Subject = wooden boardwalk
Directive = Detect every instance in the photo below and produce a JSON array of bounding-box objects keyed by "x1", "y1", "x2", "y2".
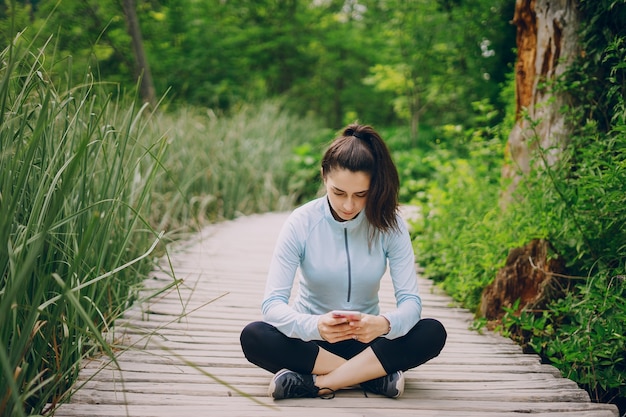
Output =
[{"x1": 53, "y1": 212, "x2": 619, "y2": 417}]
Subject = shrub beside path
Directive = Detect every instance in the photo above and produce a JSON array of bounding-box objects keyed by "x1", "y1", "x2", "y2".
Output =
[{"x1": 53, "y1": 211, "x2": 619, "y2": 417}]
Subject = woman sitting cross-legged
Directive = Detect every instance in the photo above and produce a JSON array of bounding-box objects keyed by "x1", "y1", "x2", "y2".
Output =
[{"x1": 240, "y1": 123, "x2": 447, "y2": 400}]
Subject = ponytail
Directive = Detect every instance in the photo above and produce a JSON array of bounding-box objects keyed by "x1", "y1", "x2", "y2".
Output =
[{"x1": 321, "y1": 123, "x2": 399, "y2": 232}]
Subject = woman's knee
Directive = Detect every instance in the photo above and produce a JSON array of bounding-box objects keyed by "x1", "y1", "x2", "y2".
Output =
[
  {"x1": 240, "y1": 321, "x2": 270, "y2": 354},
  {"x1": 419, "y1": 318, "x2": 447, "y2": 353}
]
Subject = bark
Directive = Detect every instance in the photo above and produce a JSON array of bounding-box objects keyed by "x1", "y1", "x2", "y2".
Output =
[
  {"x1": 485, "y1": 1, "x2": 581, "y2": 327},
  {"x1": 502, "y1": 0, "x2": 580, "y2": 201},
  {"x1": 479, "y1": 239, "x2": 566, "y2": 323},
  {"x1": 122, "y1": 0, "x2": 157, "y2": 108}
]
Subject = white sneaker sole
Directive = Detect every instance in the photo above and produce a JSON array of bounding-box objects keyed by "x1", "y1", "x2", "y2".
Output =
[
  {"x1": 268, "y1": 368, "x2": 290, "y2": 398},
  {"x1": 394, "y1": 371, "x2": 405, "y2": 398}
]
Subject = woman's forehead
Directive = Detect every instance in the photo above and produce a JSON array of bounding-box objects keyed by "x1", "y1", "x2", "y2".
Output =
[{"x1": 326, "y1": 168, "x2": 370, "y2": 192}]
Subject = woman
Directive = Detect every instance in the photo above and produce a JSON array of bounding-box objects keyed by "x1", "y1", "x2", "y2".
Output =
[{"x1": 240, "y1": 123, "x2": 447, "y2": 400}]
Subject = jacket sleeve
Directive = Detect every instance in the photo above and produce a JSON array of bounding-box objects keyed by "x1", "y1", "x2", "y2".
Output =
[
  {"x1": 261, "y1": 214, "x2": 322, "y2": 341},
  {"x1": 380, "y1": 218, "x2": 422, "y2": 339}
]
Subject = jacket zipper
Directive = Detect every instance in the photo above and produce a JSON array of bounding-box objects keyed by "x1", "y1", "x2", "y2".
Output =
[{"x1": 344, "y1": 228, "x2": 352, "y2": 302}]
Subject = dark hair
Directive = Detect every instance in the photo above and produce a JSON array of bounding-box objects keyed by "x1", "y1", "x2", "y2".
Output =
[{"x1": 321, "y1": 123, "x2": 399, "y2": 232}]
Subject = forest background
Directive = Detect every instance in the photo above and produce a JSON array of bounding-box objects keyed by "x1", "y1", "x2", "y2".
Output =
[{"x1": 0, "y1": 0, "x2": 624, "y2": 416}]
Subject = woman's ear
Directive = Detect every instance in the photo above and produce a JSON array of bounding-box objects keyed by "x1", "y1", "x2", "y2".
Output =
[{"x1": 320, "y1": 167, "x2": 326, "y2": 183}]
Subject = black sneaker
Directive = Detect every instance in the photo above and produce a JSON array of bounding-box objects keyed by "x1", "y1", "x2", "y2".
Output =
[
  {"x1": 360, "y1": 370, "x2": 405, "y2": 398},
  {"x1": 268, "y1": 369, "x2": 335, "y2": 400}
]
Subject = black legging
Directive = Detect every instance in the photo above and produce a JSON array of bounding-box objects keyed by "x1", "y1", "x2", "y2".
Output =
[{"x1": 240, "y1": 318, "x2": 447, "y2": 375}]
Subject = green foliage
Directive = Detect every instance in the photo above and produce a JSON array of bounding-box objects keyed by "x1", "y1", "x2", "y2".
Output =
[
  {"x1": 0, "y1": 37, "x2": 167, "y2": 416},
  {"x1": 500, "y1": 273, "x2": 626, "y2": 404},
  {"x1": 412, "y1": 100, "x2": 513, "y2": 308},
  {"x1": 145, "y1": 100, "x2": 325, "y2": 237},
  {"x1": 283, "y1": 139, "x2": 327, "y2": 205},
  {"x1": 0, "y1": 1, "x2": 31, "y2": 47},
  {"x1": 541, "y1": 274, "x2": 626, "y2": 403},
  {"x1": 567, "y1": 0, "x2": 626, "y2": 132},
  {"x1": 415, "y1": 86, "x2": 626, "y2": 411},
  {"x1": 500, "y1": 103, "x2": 626, "y2": 410},
  {"x1": 413, "y1": 2, "x2": 626, "y2": 410},
  {"x1": 415, "y1": 99, "x2": 626, "y2": 409},
  {"x1": 516, "y1": 122, "x2": 626, "y2": 271},
  {"x1": 0, "y1": 34, "x2": 326, "y2": 415},
  {"x1": 1, "y1": 0, "x2": 516, "y2": 138},
  {"x1": 413, "y1": 145, "x2": 509, "y2": 307},
  {"x1": 365, "y1": 0, "x2": 516, "y2": 138},
  {"x1": 378, "y1": 124, "x2": 436, "y2": 204}
]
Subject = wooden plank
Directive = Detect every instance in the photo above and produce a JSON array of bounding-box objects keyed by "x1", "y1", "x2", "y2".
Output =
[
  {"x1": 51, "y1": 212, "x2": 619, "y2": 417},
  {"x1": 79, "y1": 360, "x2": 564, "y2": 378},
  {"x1": 78, "y1": 368, "x2": 570, "y2": 385},
  {"x1": 67, "y1": 387, "x2": 594, "y2": 405},
  {"x1": 51, "y1": 403, "x2": 620, "y2": 417}
]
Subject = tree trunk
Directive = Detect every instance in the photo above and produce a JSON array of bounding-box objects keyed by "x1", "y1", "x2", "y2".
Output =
[
  {"x1": 410, "y1": 90, "x2": 420, "y2": 146},
  {"x1": 501, "y1": 0, "x2": 580, "y2": 201},
  {"x1": 122, "y1": 0, "x2": 157, "y2": 108}
]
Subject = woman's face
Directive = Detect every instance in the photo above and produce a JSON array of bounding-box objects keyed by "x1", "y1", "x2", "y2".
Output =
[{"x1": 323, "y1": 168, "x2": 371, "y2": 221}]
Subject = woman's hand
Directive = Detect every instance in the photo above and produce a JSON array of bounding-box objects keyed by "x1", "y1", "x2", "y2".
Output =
[
  {"x1": 318, "y1": 313, "x2": 389, "y2": 344},
  {"x1": 318, "y1": 312, "x2": 360, "y2": 343},
  {"x1": 349, "y1": 314, "x2": 390, "y2": 343}
]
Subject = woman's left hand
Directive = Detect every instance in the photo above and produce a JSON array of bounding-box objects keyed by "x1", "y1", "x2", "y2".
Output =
[{"x1": 350, "y1": 314, "x2": 390, "y2": 343}]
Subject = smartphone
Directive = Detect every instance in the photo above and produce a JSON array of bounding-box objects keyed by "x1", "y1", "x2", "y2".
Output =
[{"x1": 331, "y1": 310, "x2": 362, "y2": 320}]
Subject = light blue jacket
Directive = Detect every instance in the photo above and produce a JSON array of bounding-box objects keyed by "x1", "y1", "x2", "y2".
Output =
[{"x1": 262, "y1": 196, "x2": 422, "y2": 341}]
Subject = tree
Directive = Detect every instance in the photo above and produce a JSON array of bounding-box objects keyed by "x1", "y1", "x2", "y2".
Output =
[
  {"x1": 300, "y1": 0, "x2": 381, "y2": 128},
  {"x1": 0, "y1": 1, "x2": 31, "y2": 46},
  {"x1": 363, "y1": 0, "x2": 516, "y2": 144},
  {"x1": 502, "y1": 0, "x2": 580, "y2": 198},
  {"x1": 363, "y1": 0, "x2": 448, "y2": 142},
  {"x1": 122, "y1": 0, "x2": 156, "y2": 107},
  {"x1": 11, "y1": 0, "x2": 516, "y2": 128}
]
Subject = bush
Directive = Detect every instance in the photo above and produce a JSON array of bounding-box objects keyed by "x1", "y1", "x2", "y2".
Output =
[
  {"x1": 413, "y1": 77, "x2": 626, "y2": 413},
  {"x1": 499, "y1": 117, "x2": 626, "y2": 408},
  {"x1": 412, "y1": 100, "x2": 512, "y2": 309},
  {"x1": 145, "y1": 101, "x2": 324, "y2": 238}
]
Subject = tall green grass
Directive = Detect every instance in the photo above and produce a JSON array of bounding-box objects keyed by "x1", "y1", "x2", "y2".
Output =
[
  {"x1": 146, "y1": 102, "x2": 325, "y2": 239},
  {"x1": 0, "y1": 35, "x2": 167, "y2": 416},
  {"x1": 1, "y1": 32, "x2": 326, "y2": 415}
]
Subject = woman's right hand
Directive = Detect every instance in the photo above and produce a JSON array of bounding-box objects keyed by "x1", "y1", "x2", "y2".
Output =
[{"x1": 317, "y1": 312, "x2": 360, "y2": 343}]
